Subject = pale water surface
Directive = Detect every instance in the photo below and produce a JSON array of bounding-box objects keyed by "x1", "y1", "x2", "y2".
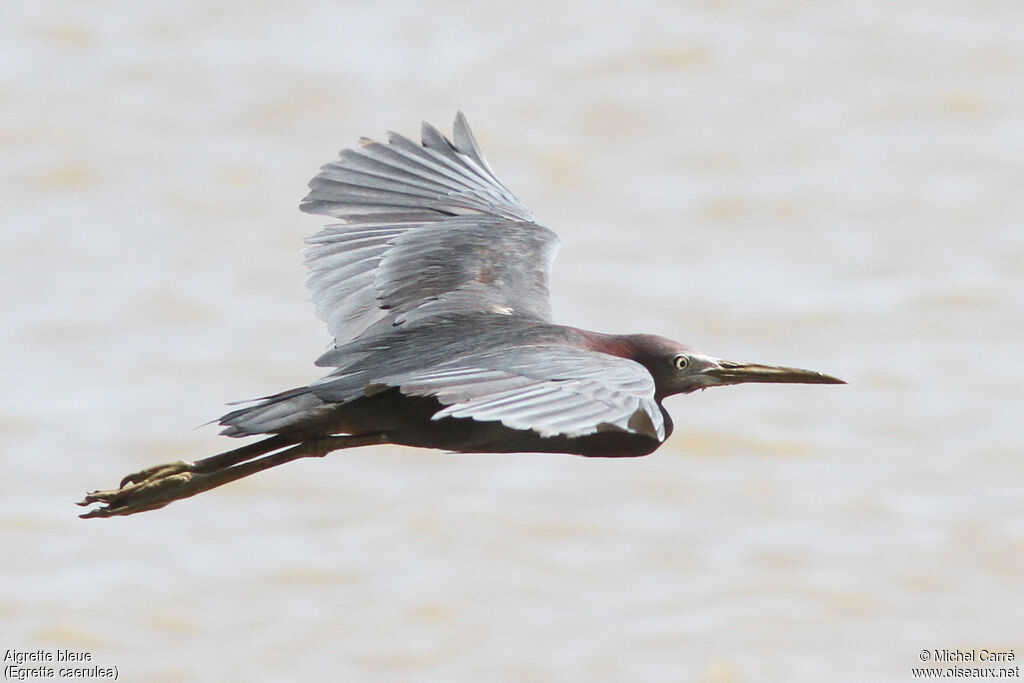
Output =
[{"x1": 3, "y1": 1, "x2": 1023, "y2": 681}]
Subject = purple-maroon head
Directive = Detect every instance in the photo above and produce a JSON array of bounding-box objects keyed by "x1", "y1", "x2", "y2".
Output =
[{"x1": 617, "y1": 334, "x2": 845, "y2": 399}]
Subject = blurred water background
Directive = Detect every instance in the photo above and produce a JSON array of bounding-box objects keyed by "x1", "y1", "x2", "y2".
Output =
[{"x1": 3, "y1": 1, "x2": 1023, "y2": 680}]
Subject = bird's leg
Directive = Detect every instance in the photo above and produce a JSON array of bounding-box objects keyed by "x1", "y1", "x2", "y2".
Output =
[
  {"x1": 109, "y1": 433, "x2": 300, "y2": 490},
  {"x1": 77, "y1": 433, "x2": 387, "y2": 518}
]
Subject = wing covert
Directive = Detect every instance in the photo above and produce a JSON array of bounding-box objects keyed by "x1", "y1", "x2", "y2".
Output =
[{"x1": 379, "y1": 345, "x2": 666, "y2": 441}]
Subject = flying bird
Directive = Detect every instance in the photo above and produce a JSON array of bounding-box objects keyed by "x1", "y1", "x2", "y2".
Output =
[{"x1": 80, "y1": 113, "x2": 843, "y2": 517}]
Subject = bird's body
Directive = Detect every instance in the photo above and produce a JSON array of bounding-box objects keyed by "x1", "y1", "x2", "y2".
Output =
[
  {"x1": 80, "y1": 113, "x2": 842, "y2": 517},
  {"x1": 220, "y1": 320, "x2": 679, "y2": 458}
]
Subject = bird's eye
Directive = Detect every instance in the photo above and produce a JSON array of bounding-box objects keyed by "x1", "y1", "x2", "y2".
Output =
[{"x1": 673, "y1": 354, "x2": 690, "y2": 370}]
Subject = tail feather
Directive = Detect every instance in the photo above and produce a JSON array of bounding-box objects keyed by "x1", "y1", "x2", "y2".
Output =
[{"x1": 219, "y1": 388, "x2": 329, "y2": 437}]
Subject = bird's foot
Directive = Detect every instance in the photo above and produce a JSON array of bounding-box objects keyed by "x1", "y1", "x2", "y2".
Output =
[{"x1": 77, "y1": 460, "x2": 204, "y2": 518}]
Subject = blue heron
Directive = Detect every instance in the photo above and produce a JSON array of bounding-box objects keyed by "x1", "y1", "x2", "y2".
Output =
[{"x1": 80, "y1": 113, "x2": 843, "y2": 518}]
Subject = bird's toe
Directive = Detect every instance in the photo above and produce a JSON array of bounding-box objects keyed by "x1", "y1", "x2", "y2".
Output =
[
  {"x1": 118, "y1": 460, "x2": 190, "y2": 488},
  {"x1": 78, "y1": 462, "x2": 199, "y2": 518}
]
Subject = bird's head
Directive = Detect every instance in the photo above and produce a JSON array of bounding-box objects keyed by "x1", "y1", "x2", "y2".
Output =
[{"x1": 626, "y1": 335, "x2": 845, "y2": 399}]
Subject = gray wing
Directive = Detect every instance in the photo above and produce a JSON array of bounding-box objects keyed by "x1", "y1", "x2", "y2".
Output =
[
  {"x1": 372, "y1": 345, "x2": 666, "y2": 441},
  {"x1": 301, "y1": 112, "x2": 559, "y2": 346}
]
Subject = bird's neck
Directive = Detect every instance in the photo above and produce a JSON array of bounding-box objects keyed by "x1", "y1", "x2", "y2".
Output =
[{"x1": 563, "y1": 328, "x2": 643, "y2": 360}]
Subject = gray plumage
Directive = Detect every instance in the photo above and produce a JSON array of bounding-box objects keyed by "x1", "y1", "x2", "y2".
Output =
[{"x1": 221, "y1": 113, "x2": 666, "y2": 443}]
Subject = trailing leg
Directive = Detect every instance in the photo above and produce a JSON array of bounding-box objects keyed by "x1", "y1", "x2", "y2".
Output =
[{"x1": 78, "y1": 433, "x2": 386, "y2": 518}]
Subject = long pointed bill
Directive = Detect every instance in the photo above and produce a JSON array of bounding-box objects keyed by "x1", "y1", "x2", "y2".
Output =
[{"x1": 704, "y1": 360, "x2": 846, "y2": 386}]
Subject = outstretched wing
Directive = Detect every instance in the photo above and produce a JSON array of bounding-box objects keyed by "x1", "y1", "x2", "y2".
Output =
[
  {"x1": 301, "y1": 113, "x2": 559, "y2": 346},
  {"x1": 375, "y1": 345, "x2": 666, "y2": 441}
]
